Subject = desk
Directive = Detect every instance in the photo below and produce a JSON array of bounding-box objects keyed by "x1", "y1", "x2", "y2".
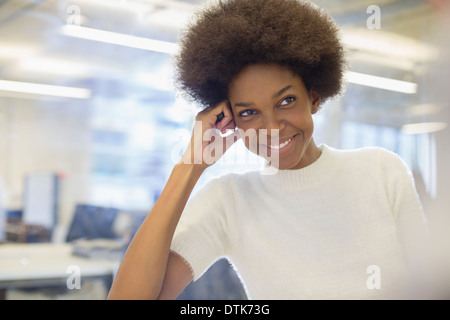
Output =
[{"x1": 0, "y1": 243, "x2": 119, "y2": 299}]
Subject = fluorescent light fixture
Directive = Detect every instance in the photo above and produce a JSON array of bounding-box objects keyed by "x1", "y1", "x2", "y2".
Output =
[
  {"x1": 0, "y1": 44, "x2": 37, "y2": 59},
  {"x1": 349, "y1": 51, "x2": 416, "y2": 71},
  {"x1": 61, "y1": 25, "x2": 179, "y2": 55},
  {"x1": 342, "y1": 28, "x2": 438, "y2": 62},
  {"x1": 18, "y1": 58, "x2": 91, "y2": 77},
  {"x1": 75, "y1": 0, "x2": 197, "y2": 28},
  {"x1": 345, "y1": 71, "x2": 417, "y2": 94},
  {"x1": 0, "y1": 80, "x2": 91, "y2": 99},
  {"x1": 409, "y1": 103, "x2": 442, "y2": 116},
  {"x1": 402, "y1": 122, "x2": 448, "y2": 135}
]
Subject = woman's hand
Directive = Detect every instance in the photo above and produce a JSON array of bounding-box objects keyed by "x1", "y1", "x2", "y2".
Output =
[{"x1": 180, "y1": 100, "x2": 239, "y2": 168}]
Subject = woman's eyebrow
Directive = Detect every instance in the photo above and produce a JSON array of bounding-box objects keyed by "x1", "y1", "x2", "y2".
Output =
[
  {"x1": 234, "y1": 102, "x2": 253, "y2": 108},
  {"x1": 234, "y1": 85, "x2": 293, "y2": 108},
  {"x1": 272, "y1": 85, "x2": 293, "y2": 99}
]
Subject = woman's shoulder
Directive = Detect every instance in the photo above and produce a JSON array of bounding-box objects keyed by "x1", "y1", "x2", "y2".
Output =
[
  {"x1": 328, "y1": 145, "x2": 411, "y2": 178},
  {"x1": 329, "y1": 145, "x2": 404, "y2": 165},
  {"x1": 329, "y1": 144, "x2": 395, "y2": 157}
]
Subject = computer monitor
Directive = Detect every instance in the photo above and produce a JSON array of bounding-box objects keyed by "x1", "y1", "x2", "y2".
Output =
[
  {"x1": 22, "y1": 173, "x2": 59, "y2": 231},
  {"x1": 66, "y1": 204, "x2": 119, "y2": 242}
]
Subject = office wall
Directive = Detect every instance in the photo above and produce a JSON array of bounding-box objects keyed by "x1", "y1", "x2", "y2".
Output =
[{"x1": 0, "y1": 97, "x2": 92, "y2": 229}]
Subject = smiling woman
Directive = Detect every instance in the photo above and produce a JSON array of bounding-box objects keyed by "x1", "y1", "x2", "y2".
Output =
[
  {"x1": 228, "y1": 63, "x2": 321, "y2": 170},
  {"x1": 108, "y1": 0, "x2": 429, "y2": 300}
]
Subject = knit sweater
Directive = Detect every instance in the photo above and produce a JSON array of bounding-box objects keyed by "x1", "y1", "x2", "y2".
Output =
[{"x1": 170, "y1": 144, "x2": 427, "y2": 299}]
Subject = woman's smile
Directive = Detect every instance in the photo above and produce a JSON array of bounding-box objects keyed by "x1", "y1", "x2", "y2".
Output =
[
  {"x1": 263, "y1": 133, "x2": 299, "y2": 155},
  {"x1": 270, "y1": 133, "x2": 297, "y2": 149}
]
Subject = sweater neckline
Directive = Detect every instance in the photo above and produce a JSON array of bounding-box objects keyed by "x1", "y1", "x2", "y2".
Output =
[{"x1": 260, "y1": 144, "x2": 338, "y2": 190}]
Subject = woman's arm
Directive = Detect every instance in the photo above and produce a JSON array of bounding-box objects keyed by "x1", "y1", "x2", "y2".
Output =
[
  {"x1": 107, "y1": 163, "x2": 205, "y2": 300},
  {"x1": 107, "y1": 101, "x2": 236, "y2": 300}
]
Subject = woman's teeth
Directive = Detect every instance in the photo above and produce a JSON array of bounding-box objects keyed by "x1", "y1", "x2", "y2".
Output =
[{"x1": 270, "y1": 136, "x2": 293, "y2": 150}]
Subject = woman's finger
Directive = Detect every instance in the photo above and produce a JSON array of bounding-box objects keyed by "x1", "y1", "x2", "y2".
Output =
[
  {"x1": 215, "y1": 112, "x2": 225, "y2": 124},
  {"x1": 197, "y1": 101, "x2": 230, "y2": 128},
  {"x1": 215, "y1": 101, "x2": 235, "y2": 131}
]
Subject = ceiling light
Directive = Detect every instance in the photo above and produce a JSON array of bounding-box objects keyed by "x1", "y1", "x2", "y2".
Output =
[
  {"x1": 0, "y1": 44, "x2": 37, "y2": 60},
  {"x1": 402, "y1": 122, "x2": 448, "y2": 135},
  {"x1": 61, "y1": 25, "x2": 179, "y2": 55},
  {"x1": 17, "y1": 58, "x2": 91, "y2": 77},
  {"x1": 349, "y1": 51, "x2": 416, "y2": 71},
  {"x1": 409, "y1": 104, "x2": 442, "y2": 116},
  {"x1": 0, "y1": 80, "x2": 91, "y2": 99},
  {"x1": 342, "y1": 28, "x2": 438, "y2": 62},
  {"x1": 345, "y1": 71, "x2": 417, "y2": 94}
]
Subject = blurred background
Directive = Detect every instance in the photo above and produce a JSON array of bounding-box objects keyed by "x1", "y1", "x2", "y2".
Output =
[{"x1": 0, "y1": 0, "x2": 449, "y2": 300}]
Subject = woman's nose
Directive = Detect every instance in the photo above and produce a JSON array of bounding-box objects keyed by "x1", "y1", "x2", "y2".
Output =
[{"x1": 262, "y1": 112, "x2": 286, "y2": 133}]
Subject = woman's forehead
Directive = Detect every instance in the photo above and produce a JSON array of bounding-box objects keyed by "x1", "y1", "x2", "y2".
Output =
[{"x1": 228, "y1": 64, "x2": 306, "y2": 100}]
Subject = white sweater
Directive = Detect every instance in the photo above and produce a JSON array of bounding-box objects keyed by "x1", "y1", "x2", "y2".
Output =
[{"x1": 171, "y1": 145, "x2": 428, "y2": 299}]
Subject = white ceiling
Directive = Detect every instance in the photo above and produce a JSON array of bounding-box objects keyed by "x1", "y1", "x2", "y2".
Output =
[{"x1": 0, "y1": 0, "x2": 443, "y2": 127}]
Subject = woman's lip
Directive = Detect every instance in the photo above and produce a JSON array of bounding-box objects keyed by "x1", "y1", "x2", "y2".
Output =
[
  {"x1": 277, "y1": 135, "x2": 296, "y2": 145},
  {"x1": 264, "y1": 134, "x2": 298, "y2": 154},
  {"x1": 260, "y1": 134, "x2": 297, "y2": 147}
]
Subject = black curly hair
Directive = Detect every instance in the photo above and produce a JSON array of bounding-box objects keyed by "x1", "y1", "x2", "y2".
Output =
[{"x1": 175, "y1": 0, "x2": 347, "y2": 109}]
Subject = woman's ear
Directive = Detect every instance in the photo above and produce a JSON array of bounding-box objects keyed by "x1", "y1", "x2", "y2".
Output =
[{"x1": 309, "y1": 90, "x2": 321, "y2": 114}]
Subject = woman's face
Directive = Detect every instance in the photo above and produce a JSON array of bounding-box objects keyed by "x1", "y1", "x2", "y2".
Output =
[{"x1": 228, "y1": 63, "x2": 321, "y2": 170}]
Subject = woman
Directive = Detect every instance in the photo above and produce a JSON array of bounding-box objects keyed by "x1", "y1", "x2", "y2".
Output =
[{"x1": 108, "y1": 0, "x2": 427, "y2": 299}]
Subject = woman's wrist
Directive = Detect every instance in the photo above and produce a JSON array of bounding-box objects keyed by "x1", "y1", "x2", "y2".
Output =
[{"x1": 174, "y1": 160, "x2": 208, "y2": 180}]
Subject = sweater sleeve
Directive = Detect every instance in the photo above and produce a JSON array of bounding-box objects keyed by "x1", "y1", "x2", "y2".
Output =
[
  {"x1": 170, "y1": 176, "x2": 229, "y2": 281},
  {"x1": 381, "y1": 150, "x2": 430, "y2": 279}
]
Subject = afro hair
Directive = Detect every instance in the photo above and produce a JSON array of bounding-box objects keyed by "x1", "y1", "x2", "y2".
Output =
[{"x1": 175, "y1": 0, "x2": 348, "y2": 109}]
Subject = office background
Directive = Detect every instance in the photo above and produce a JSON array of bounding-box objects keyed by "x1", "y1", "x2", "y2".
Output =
[{"x1": 0, "y1": 0, "x2": 449, "y2": 299}]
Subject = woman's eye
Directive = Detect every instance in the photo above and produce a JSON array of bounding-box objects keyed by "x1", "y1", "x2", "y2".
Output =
[
  {"x1": 280, "y1": 96, "x2": 296, "y2": 106},
  {"x1": 239, "y1": 109, "x2": 256, "y2": 117}
]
